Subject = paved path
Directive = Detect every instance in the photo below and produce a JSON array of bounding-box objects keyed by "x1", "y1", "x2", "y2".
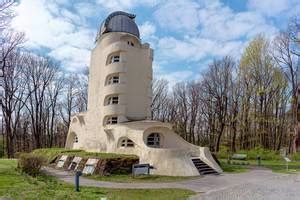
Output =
[{"x1": 43, "y1": 167, "x2": 300, "y2": 200}]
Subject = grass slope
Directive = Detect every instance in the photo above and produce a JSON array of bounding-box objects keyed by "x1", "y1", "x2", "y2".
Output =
[
  {"x1": 32, "y1": 148, "x2": 138, "y2": 163},
  {"x1": 0, "y1": 159, "x2": 195, "y2": 200},
  {"x1": 220, "y1": 159, "x2": 300, "y2": 173}
]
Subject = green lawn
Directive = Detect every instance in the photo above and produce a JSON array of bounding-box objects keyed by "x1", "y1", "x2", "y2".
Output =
[
  {"x1": 87, "y1": 174, "x2": 198, "y2": 183},
  {"x1": 220, "y1": 162, "x2": 250, "y2": 173},
  {"x1": 0, "y1": 159, "x2": 195, "y2": 200},
  {"x1": 32, "y1": 148, "x2": 138, "y2": 163},
  {"x1": 220, "y1": 159, "x2": 300, "y2": 174}
]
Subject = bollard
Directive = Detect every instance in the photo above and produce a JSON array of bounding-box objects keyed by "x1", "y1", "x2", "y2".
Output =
[
  {"x1": 75, "y1": 170, "x2": 82, "y2": 192},
  {"x1": 257, "y1": 155, "x2": 261, "y2": 166}
]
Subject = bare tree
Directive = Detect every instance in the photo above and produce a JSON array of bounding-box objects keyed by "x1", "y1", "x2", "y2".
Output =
[
  {"x1": 201, "y1": 57, "x2": 234, "y2": 152},
  {"x1": 151, "y1": 78, "x2": 169, "y2": 121},
  {"x1": 22, "y1": 55, "x2": 60, "y2": 148},
  {"x1": 0, "y1": 0, "x2": 15, "y2": 33}
]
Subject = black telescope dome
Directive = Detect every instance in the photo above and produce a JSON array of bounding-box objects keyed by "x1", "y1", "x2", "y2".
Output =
[{"x1": 97, "y1": 11, "x2": 140, "y2": 40}]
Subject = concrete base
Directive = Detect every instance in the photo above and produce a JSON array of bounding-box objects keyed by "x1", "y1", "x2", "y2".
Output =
[{"x1": 66, "y1": 116, "x2": 222, "y2": 176}]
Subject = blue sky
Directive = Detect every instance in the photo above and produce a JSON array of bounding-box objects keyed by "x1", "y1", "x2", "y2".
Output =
[{"x1": 11, "y1": 0, "x2": 300, "y2": 84}]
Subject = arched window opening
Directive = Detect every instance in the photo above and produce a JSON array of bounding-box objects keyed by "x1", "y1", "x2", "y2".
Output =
[
  {"x1": 147, "y1": 133, "x2": 160, "y2": 148},
  {"x1": 109, "y1": 55, "x2": 120, "y2": 64},
  {"x1": 127, "y1": 41, "x2": 134, "y2": 47},
  {"x1": 120, "y1": 138, "x2": 134, "y2": 147},
  {"x1": 105, "y1": 116, "x2": 118, "y2": 125},
  {"x1": 106, "y1": 75, "x2": 120, "y2": 85},
  {"x1": 106, "y1": 52, "x2": 121, "y2": 65},
  {"x1": 105, "y1": 95, "x2": 119, "y2": 105},
  {"x1": 72, "y1": 118, "x2": 78, "y2": 123}
]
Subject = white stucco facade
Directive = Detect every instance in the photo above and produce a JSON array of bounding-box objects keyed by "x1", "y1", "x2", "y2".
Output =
[{"x1": 65, "y1": 11, "x2": 222, "y2": 176}]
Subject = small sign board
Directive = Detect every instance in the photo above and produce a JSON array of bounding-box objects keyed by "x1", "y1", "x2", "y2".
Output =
[
  {"x1": 68, "y1": 157, "x2": 82, "y2": 171},
  {"x1": 280, "y1": 148, "x2": 287, "y2": 157},
  {"x1": 82, "y1": 158, "x2": 99, "y2": 174},
  {"x1": 132, "y1": 164, "x2": 151, "y2": 176},
  {"x1": 56, "y1": 155, "x2": 68, "y2": 168}
]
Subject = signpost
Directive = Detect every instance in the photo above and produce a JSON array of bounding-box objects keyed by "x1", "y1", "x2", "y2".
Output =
[
  {"x1": 284, "y1": 157, "x2": 291, "y2": 172},
  {"x1": 281, "y1": 148, "x2": 291, "y2": 172},
  {"x1": 75, "y1": 170, "x2": 82, "y2": 192}
]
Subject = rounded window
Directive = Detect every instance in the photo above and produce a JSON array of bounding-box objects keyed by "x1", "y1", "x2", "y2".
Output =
[
  {"x1": 105, "y1": 74, "x2": 120, "y2": 85},
  {"x1": 147, "y1": 133, "x2": 160, "y2": 148},
  {"x1": 107, "y1": 52, "x2": 120, "y2": 65},
  {"x1": 104, "y1": 116, "x2": 118, "y2": 125},
  {"x1": 74, "y1": 136, "x2": 78, "y2": 143},
  {"x1": 72, "y1": 118, "x2": 78, "y2": 123},
  {"x1": 104, "y1": 95, "x2": 119, "y2": 105},
  {"x1": 119, "y1": 138, "x2": 134, "y2": 147}
]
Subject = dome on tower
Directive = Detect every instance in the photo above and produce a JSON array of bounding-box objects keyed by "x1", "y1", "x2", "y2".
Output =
[{"x1": 96, "y1": 11, "x2": 140, "y2": 41}]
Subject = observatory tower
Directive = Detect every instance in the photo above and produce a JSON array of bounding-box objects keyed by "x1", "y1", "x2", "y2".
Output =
[
  {"x1": 88, "y1": 11, "x2": 152, "y2": 124},
  {"x1": 66, "y1": 11, "x2": 222, "y2": 176}
]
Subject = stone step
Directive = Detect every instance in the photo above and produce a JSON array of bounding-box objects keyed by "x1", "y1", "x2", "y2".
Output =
[{"x1": 191, "y1": 157, "x2": 218, "y2": 176}]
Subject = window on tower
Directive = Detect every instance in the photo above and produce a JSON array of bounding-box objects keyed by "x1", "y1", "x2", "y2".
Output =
[
  {"x1": 105, "y1": 95, "x2": 119, "y2": 105},
  {"x1": 105, "y1": 116, "x2": 118, "y2": 125},
  {"x1": 109, "y1": 55, "x2": 120, "y2": 64},
  {"x1": 127, "y1": 41, "x2": 134, "y2": 47},
  {"x1": 74, "y1": 136, "x2": 78, "y2": 143},
  {"x1": 106, "y1": 74, "x2": 120, "y2": 85}
]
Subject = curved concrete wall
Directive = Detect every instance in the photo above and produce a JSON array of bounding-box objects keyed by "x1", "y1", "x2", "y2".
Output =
[{"x1": 102, "y1": 121, "x2": 222, "y2": 176}]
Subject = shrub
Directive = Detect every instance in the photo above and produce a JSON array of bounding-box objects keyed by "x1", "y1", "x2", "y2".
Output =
[
  {"x1": 18, "y1": 153, "x2": 46, "y2": 177},
  {"x1": 216, "y1": 146, "x2": 230, "y2": 159},
  {"x1": 238, "y1": 147, "x2": 281, "y2": 160},
  {"x1": 291, "y1": 152, "x2": 300, "y2": 161}
]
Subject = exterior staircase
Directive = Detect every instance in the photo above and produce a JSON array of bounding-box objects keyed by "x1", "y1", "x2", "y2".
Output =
[{"x1": 191, "y1": 158, "x2": 219, "y2": 175}]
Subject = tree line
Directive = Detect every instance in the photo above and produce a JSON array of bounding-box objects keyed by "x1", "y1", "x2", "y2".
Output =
[
  {"x1": 0, "y1": 2, "x2": 300, "y2": 157},
  {"x1": 152, "y1": 19, "x2": 300, "y2": 154},
  {"x1": 0, "y1": 1, "x2": 88, "y2": 157}
]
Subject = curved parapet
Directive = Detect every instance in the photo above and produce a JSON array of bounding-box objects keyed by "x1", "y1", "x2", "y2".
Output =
[
  {"x1": 199, "y1": 147, "x2": 223, "y2": 173},
  {"x1": 103, "y1": 120, "x2": 222, "y2": 176},
  {"x1": 65, "y1": 113, "x2": 87, "y2": 150},
  {"x1": 139, "y1": 147, "x2": 200, "y2": 176}
]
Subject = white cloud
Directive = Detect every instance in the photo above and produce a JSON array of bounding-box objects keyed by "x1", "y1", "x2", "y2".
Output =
[
  {"x1": 12, "y1": 0, "x2": 95, "y2": 70},
  {"x1": 74, "y1": 2, "x2": 99, "y2": 19},
  {"x1": 49, "y1": 46, "x2": 90, "y2": 71},
  {"x1": 247, "y1": 0, "x2": 291, "y2": 16},
  {"x1": 153, "y1": 60, "x2": 196, "y2": 88},
  {"x1": 247, "y1": 0, "x2": 300, "y2": 18},
  {"x1": 197, "y1": 2, "x2": 277, "y2": 41},
  {"x1": 157, "y1": 36, "x2": 244, "y2": 63},
  {"x1": 139, "y1": 21, "x2": 156, "y2": 39},
  {"x1": 152, "y1": 0, "x2": 279, "y2": 70},
  {"x1": 96, "y1": 0, "x2": 160, "y2": 12},
  {"x1": 152, "y1": 0, "x2": 279, "y2": 41},
  {"x1": 154, "y1": 0, "x2": 201, "y2": 32}
]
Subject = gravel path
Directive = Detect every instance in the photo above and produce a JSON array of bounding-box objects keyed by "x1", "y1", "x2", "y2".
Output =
[
  {"x1": 43, "y1": 167, "x2": 300, "y2": 200},
  {"x1": 193, "y1": 172, "x2": 300, "y2": 200}
]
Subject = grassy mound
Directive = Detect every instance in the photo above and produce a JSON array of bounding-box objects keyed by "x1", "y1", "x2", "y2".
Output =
[{"x1": 32, "y1": 148, "x2": 138, "y2": 164}]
